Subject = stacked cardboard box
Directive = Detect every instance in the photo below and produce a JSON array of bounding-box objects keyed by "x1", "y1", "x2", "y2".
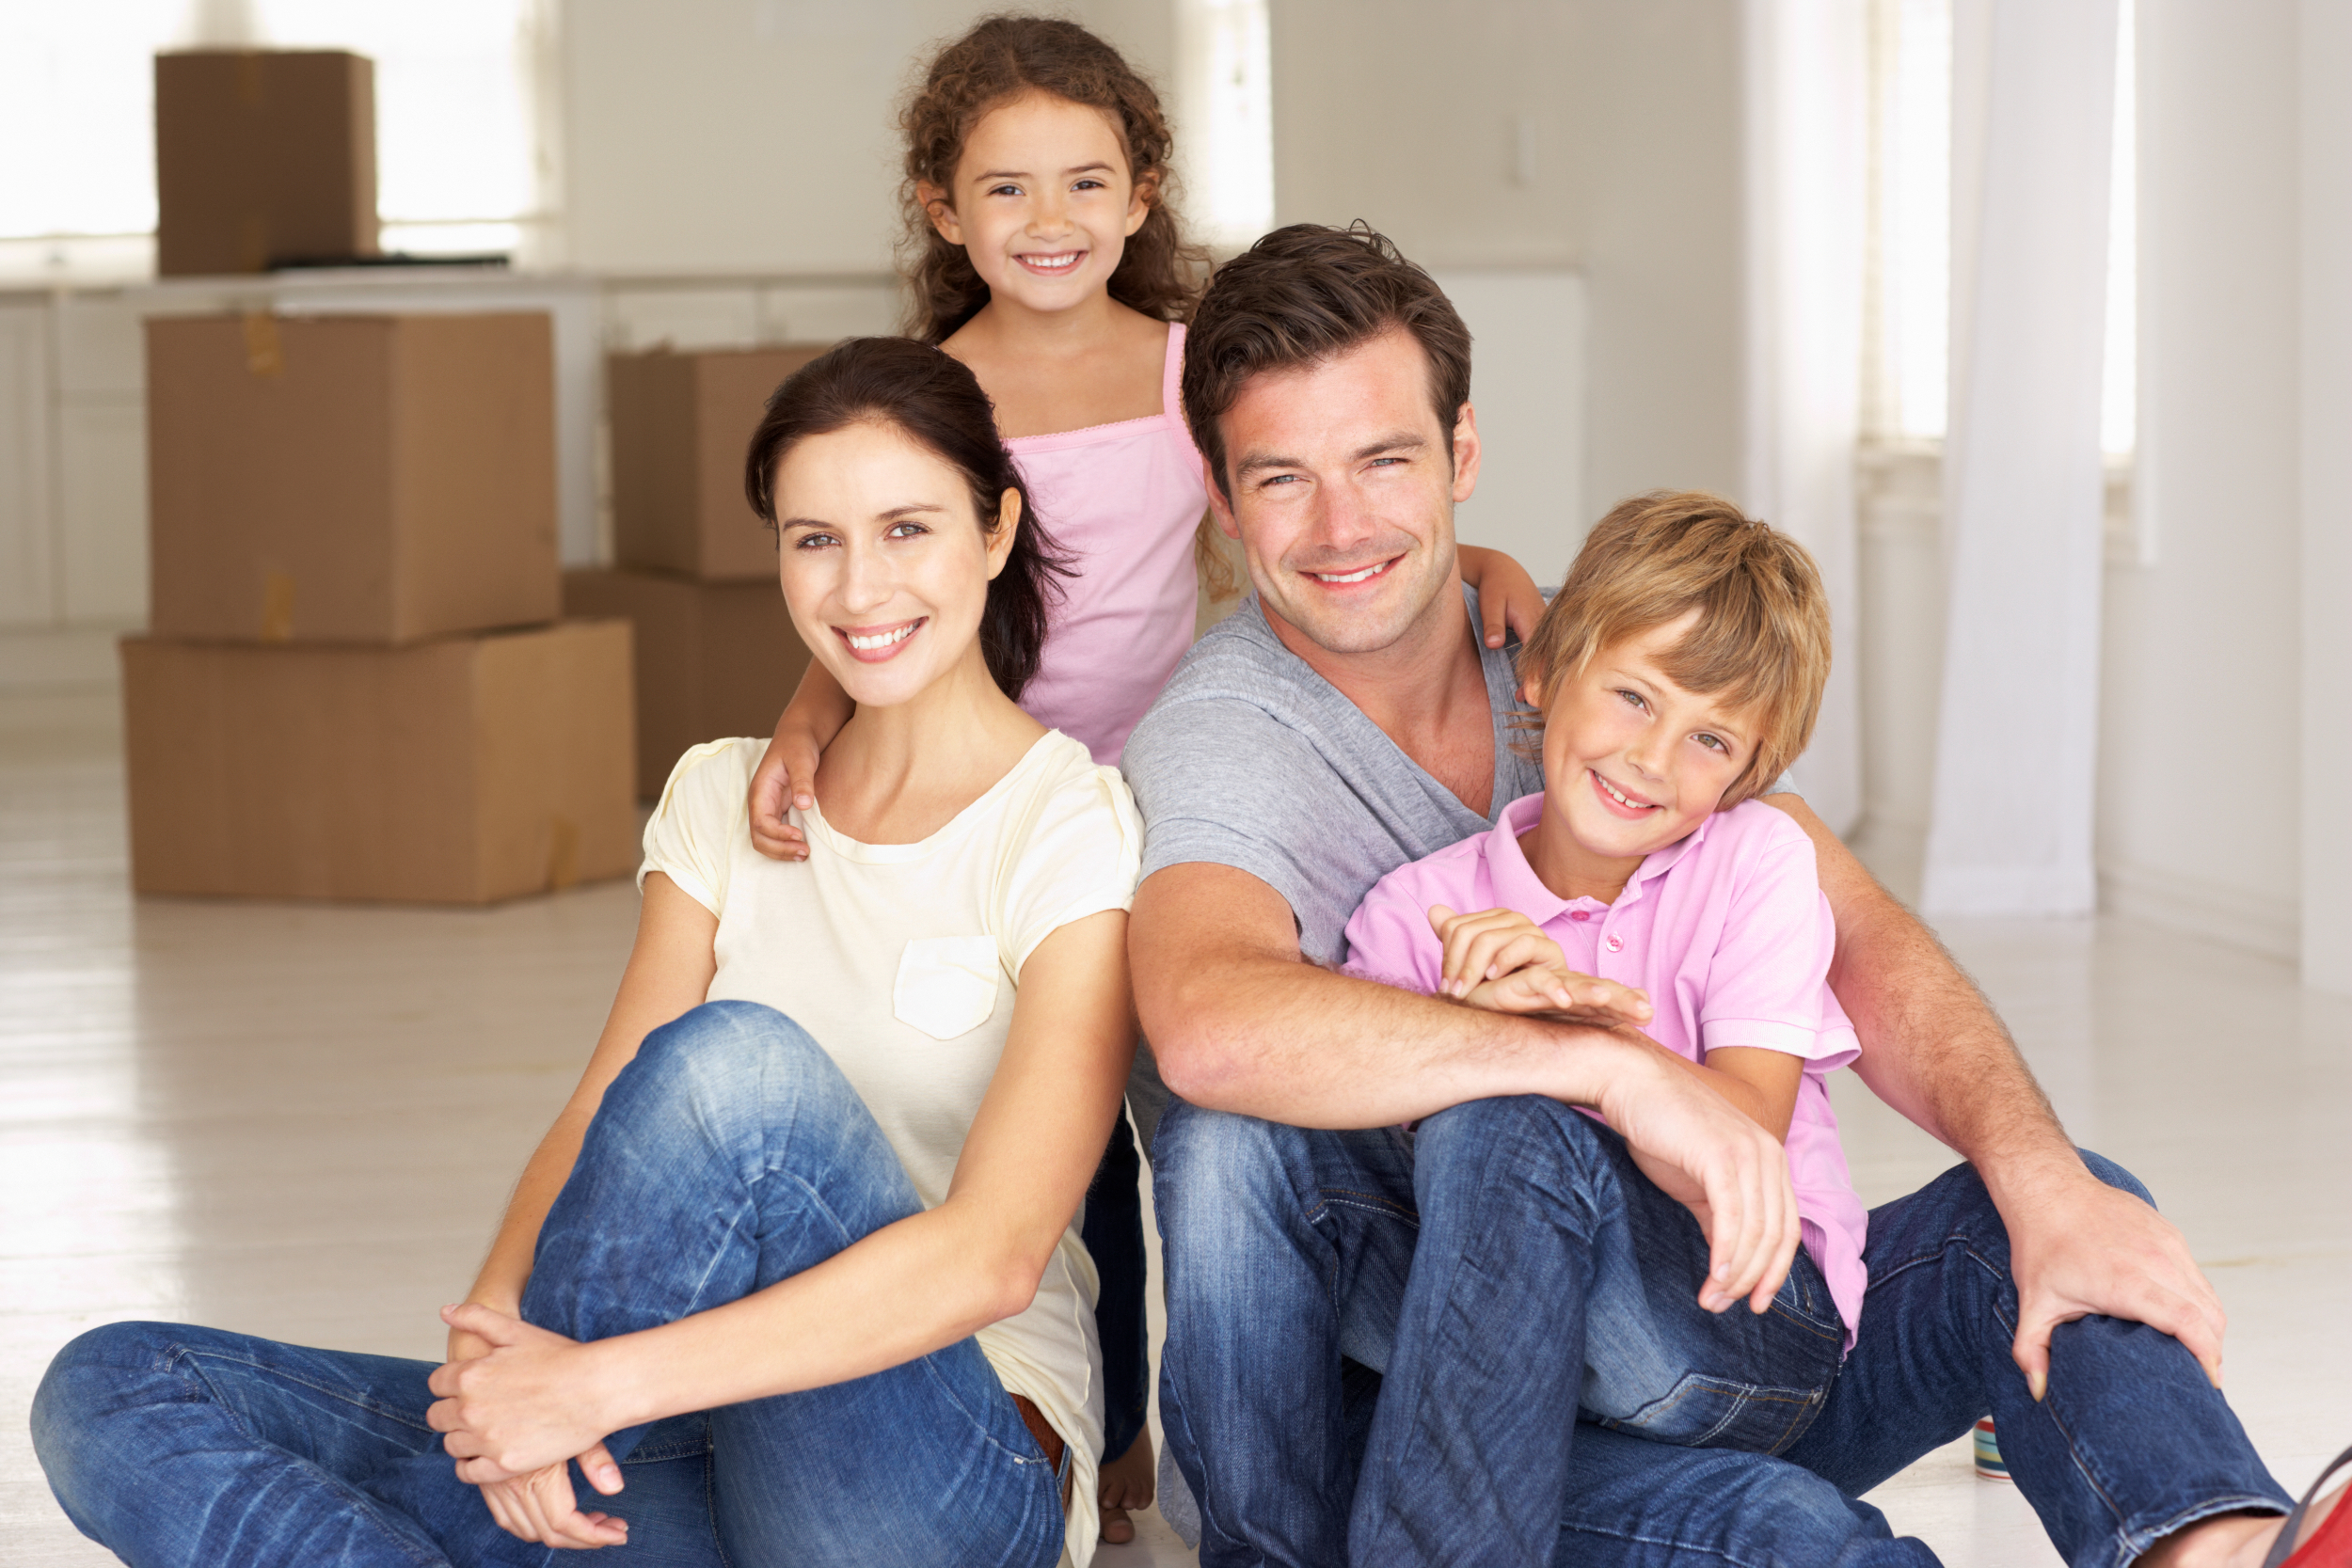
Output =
[
  {"x1": 154, "y1": 50, "x2": 379, "y2": 276},
  {"x1": 580, "y1": 344, "x2": 828, "y2": 798},
  {"x1": 127, "y1": 311, "x2": 638, "y2": 904}
]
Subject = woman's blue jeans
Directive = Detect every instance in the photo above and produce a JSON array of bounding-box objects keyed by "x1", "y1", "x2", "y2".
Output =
[
  {"x1": 31, "y1": 1001, "x2": 1069, "y2": 1568},
  {"x1": 1152, "y1": 1093, "x2": 2289, "y2": 1568}
]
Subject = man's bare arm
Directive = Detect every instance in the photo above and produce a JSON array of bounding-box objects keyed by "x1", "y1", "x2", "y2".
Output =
[{"x1": 1761, "y1": 792, "x2": 2229, "y2": 1392}]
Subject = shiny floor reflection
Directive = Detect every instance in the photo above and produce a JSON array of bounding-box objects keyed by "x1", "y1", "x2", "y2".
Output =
[{"x1": 4, "y1": 685, "x2": 2344, "y2": 1567}]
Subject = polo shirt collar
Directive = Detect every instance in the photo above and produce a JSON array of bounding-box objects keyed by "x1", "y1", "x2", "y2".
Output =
[{"x1": 1485, "y1": 789, "x2": 1720, "y2": 914}]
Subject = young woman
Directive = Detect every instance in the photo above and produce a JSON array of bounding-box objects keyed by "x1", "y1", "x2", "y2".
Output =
[{"x1": 33, "y1": 337, "x2": 1142, "y2": 1568}]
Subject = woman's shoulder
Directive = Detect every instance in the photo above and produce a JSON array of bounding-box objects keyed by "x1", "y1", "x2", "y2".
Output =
[
  {"x1": 651, "y1": 737, "x2": 769, "y2": 822},
  {"x1": 1008, "y1": 731, "x2": 1144, "y2": 848}
]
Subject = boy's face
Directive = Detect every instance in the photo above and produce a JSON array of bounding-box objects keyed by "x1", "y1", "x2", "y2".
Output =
[{"x1": 1527, "y1": 614, "x2": 1759, "y2": 864}]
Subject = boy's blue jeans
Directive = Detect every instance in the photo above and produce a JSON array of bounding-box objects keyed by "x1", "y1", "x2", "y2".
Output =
[
  {"x1": 31, "y1": 1001, "x2": 1068, "y2": 1568},
  {"x1": 1153, "y1": 1093, "x2": 2289, "y2": 1568}
]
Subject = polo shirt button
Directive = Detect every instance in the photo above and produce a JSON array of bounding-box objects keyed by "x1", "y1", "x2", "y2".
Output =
[
  {"x1": 1568, "y1": 910, "x2": 1591, "y2": 922},
  {"x1": 1604, "y1": 934, "x2": 1624, "y2": 952}
]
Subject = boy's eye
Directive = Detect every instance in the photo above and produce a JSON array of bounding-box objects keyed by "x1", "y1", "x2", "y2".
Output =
[
  {"x1": 1616, "y1": 689, "x2": 1647, "y2": 711},
  {"x1": 1695, "y1": 733, "x2": 1727, "y2": 753}
]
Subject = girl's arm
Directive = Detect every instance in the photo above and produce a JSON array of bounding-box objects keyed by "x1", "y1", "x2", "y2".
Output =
[
  {"x1": 746, "y1": 661, "x2": 856, "y2": 863},
  {"x1": 1455, "y1": 544, "x2": 1546, "y2": 650},
  {"x1": 431, "y1": 908, "x2": 1136, "y2": 1482}
]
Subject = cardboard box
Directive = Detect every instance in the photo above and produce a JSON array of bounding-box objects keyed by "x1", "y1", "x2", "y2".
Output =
[
  {"x1": 563, "y1": 567, "x2": 811, "y2": 799},
  {"x1": 155, "y1": 50, "x2": 378, "y2": 277},
  {"x1": 609, "y1": 344, "x2": 831, "y2": 580},
  {"x1": 147, "y1": 311, "x2": 560, "y2": 643},
  {"x1": 121, "y1": 620, "x2": 637, "y2": 905}
]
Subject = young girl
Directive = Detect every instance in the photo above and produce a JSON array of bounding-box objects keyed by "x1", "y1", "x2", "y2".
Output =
[
  {"x1": 740, "y1": 14, "x2": 1545, "y2": 1542},
  {"x1": 1336, "y1": 491, "x2": 1868, "y2": 1554}
]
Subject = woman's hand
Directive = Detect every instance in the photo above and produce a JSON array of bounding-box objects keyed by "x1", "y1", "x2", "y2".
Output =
[
  {"x1": 428, "y1": 1304, "x2": 627, "y2": 1486},
  {"x1": 475, "y1": 1460, "x2": 629, "y2": 1550},
  {"x1": 1455, "y1": 545, "x2": 1546, "y2": 650}
]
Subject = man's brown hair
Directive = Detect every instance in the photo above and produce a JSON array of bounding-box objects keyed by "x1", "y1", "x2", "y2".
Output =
[
  {"x1": 1181, "y1": 222, "x2": 1472, "y2": 499},
  {"x1": 1518, "y1": 491, "x2": 1832, "y2": 809}
]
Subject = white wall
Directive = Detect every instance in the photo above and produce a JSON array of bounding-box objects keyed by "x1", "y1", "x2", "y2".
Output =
[
  {"x1": 1267, "y1": 0, "x2": 1745, "y2": 534},
  {"x1": 559, "y1": 0, "x2": 1174, "y2": 276},
  {"x1": 2096, "y1": 0, "x2": 2303, "y2": 957}
]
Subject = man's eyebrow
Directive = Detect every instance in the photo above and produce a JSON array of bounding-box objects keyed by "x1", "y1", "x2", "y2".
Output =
[{"x1": 1233, "y1": 432, "x2": 1427, "y2": 481}]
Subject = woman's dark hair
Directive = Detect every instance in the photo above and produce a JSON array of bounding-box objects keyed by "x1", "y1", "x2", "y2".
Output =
[
  {"x1": 744, "y1": 337, "x2": 1069, "y2": 700},
  {"x1": 899, "y1": 13, "x2": 1207, "y2": 342}
]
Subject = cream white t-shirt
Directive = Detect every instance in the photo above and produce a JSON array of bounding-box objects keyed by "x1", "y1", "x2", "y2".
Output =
[{"x1": 638, "y1": 731, "x2": 1144, "y2": 1568}]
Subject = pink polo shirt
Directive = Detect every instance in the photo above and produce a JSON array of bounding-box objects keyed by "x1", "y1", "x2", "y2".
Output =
[
  {"x1": 1009, "y1": 322, "x2": 1209, "y2": 766},
  {"x1": 1341, "y1": 793, "x2": 1869, "y2": 1346}
]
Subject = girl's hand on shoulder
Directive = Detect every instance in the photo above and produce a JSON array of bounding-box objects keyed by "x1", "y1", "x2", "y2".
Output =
[
  {"x1": 749, "y1": 723, "x2": 819, "y2": 862},
  {"x1": 1455, "y1": 545, "x2": 1545, "y2": 650}
]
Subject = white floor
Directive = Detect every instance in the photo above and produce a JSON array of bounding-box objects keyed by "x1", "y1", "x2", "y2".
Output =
[{"x1": 2, "y1": 682, "x2": 2344, "y2": 1567}]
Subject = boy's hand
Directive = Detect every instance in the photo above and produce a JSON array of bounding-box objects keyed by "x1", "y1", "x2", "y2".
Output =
[
  {"x1": 748, "y1": 726, "x2": 818, "y2": 862},
  {"x1": 1428, "y1": 905, "x2": 1654, "y2": 1024},
  {"x1": 1463, "y1": 961, "x2": 1653, "y2": 1026}
]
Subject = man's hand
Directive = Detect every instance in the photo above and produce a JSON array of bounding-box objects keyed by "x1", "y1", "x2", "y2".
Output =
[
  {"x1": 747, "y1": 725, "x2": 818, "y2": 862},
  {"x1": 1593, "y1": 1038, "x2": 1802, "y2": 1316},
  {"x1": 2001, "y1": 1167, "x2": 2228, "y2": 1400}
]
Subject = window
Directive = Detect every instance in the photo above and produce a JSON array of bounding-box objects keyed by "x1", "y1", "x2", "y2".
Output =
[
  {"x1": 1176, "y1": 0, "x2": 1274, "y2": 251},
  {"x1": 1860, "y1": 0, "x2": 2136, "y2": 456},
  {"x1": 0, "y1": 0, "x2": 550, "y2": 278}
]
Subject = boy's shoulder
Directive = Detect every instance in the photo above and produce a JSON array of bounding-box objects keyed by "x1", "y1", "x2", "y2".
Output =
[
  {"x1": 1685, "y1": 797, "x2": 1820, "y2": 882},
  {"x1": 1359, "y1": 807, "x2": 1502, "y2": 909}
]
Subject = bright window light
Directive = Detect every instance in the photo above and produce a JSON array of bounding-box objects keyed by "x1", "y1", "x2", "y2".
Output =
[
  {"x1": 1862, "y1": 0, "x2": 1951, "y2": 443},
  {"x1": 0, "y1": 0, "x2": 545, "y2": 259},
  {"x1": 1177, "y1": 0, "x2": 1274, "y2": 250}
]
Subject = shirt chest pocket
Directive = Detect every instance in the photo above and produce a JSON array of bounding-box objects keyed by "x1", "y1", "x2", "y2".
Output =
[{"x1": 892, "y1": 936, "x2": 1004, "y2": 1041}]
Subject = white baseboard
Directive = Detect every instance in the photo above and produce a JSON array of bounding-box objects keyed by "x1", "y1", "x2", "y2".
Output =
[
  {"x1": 0, "y1": 624, "x2": 132, "y2": 689},
  {"x1": 2098, "y1": 858, "x2": 2298, "y2": 960}
]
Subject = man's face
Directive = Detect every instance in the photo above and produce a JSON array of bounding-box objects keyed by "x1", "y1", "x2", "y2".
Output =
[{"x1": 1207, "y1": 327, "x2": 1481, "y2": 657}]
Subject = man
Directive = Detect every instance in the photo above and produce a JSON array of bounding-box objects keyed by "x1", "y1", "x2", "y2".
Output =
[{"x1": 1123, "y1": 222, "x2": 2296, "y2": 1567}]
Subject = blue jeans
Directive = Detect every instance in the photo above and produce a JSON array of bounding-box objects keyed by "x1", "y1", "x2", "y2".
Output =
[
  {"x1": 1153, "y1": 1094, "x2": 2289, "y2": 1568},
  {"x1": 32, "y1": 1001, "x2": 1069, "y2": 1568}
]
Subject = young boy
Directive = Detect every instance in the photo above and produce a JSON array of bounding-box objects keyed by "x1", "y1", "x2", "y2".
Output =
[{"x1": 1341, "y1": 488, "x2": 1868, "y2": 1360}]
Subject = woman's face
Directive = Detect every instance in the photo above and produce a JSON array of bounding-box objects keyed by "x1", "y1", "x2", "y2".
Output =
[
  {"x1": 771, "y1": 420, "x2": 1017, "y2": 708},
  {"x1": 921, "y1": 90, "x2": 1152, "y2": 318}
]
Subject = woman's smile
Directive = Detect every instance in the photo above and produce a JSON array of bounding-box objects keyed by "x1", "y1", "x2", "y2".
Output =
[{"x1": 835, "y1": 617, "x2": 927, "y2": 661}]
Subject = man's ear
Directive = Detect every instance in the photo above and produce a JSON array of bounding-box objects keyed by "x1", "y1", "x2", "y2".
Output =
[
  {"x1": 1203, "y1": 459, "x2": 1241, "y2": 540},
  {"x1": 985, "y1": 488, "x2": 1023, "y2": 579},
  {"x1": 919, "y1": 182, "x2": 963, "y2": 246},
  {"x1": 1450, "y1": 402, "x2": 1483, "y2": 505}
]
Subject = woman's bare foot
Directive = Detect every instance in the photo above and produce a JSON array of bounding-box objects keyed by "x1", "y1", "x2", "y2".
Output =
[{"x1": 1098, "y1": 1427, "x2": 1155, "y2": 1545}]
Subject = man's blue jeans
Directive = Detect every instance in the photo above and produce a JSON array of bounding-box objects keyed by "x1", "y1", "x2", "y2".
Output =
[
  {"x1": 31, "y1": 1001, "x2": 1069, "y2": 1568},
  {"x1": 1153, "y1": 1093, "x2": 2289, "y2": 1568}
]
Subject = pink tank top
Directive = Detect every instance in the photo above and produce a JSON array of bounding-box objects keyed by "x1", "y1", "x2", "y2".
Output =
[{"x1": 1007, "y1": 323, "x2": 1210, "y2": 765}]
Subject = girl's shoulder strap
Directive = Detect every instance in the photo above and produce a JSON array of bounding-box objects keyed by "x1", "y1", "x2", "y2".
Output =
[{"x1": 1161, "y1": 320, "x2": 1185, "y2": 422}]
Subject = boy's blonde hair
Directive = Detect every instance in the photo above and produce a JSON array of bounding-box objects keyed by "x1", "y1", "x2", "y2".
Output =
[{"x1": 1518, "y1": 491, "x2": 1831, "y2": 810}]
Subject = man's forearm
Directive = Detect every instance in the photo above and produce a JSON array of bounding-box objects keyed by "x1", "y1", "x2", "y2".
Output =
[
  {"x1": 1150, "y1": 947, "x2": 1634, "y2": 1128},
  {"x1": 1767, "y1": 795, "x2": 2083, "y2": 1194}
]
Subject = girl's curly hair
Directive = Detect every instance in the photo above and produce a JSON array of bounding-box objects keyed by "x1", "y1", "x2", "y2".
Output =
[{"x1": 899, "y1": 14, "x2": 1208, "y2": 342}]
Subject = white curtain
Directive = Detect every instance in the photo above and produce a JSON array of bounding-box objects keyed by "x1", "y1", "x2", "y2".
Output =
[
  {"x1": 1919, "y1": 0, "x2": 2119, "y2": 916},
  {"x1": 2303, "y1": 0, "x2": 2352, "y2": 988},
  {"x1": 1742, "y1": 0, "x2": 1868, "y2": 836}
]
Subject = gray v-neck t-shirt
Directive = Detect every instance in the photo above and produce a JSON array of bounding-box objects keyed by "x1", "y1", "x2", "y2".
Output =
[{"x1": 1123, "y1": 585, "x2": 1544, "y2": 967}]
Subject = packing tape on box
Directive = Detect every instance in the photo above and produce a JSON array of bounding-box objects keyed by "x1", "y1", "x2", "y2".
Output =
[
  {"x1": 547, "y1": 816, "x2": 581, "y2": 892},
  {"x1": 242, "y1": 312, "x2": 282, "y2": 376},
  {"x1": 259, "y1": 571, "x2": 295, "y2": 641}
]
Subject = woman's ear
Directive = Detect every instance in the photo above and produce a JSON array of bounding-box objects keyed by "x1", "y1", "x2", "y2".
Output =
[
  {"x1": 984, "y1": 488, "x2": 1023, "y2": 580},
  {"x1": 918, "y1": 182, "x2": 963, "y2": 246}
]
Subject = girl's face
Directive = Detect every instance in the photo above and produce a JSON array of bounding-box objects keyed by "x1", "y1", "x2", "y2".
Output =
[
  {"x1": 922, "y1": 90, "x2": 1151, "y2": 316},
  {"x1": 771, "y1": 420, "x2": 1017, "y2": 710},
  {"x1": 1529, "y1": 614, "x2": 1758, "y2": 867}
]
